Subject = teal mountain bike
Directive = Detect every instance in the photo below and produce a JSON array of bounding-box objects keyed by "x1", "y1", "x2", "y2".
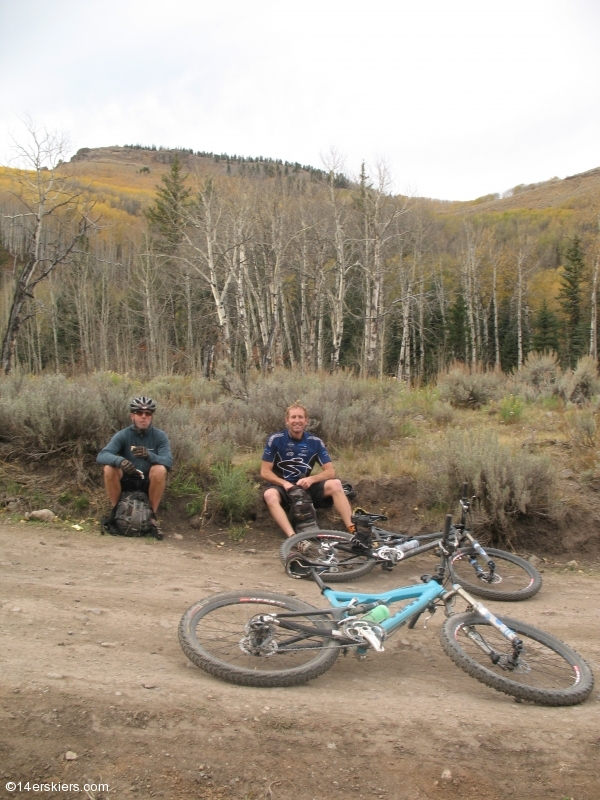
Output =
[{"x1": 179, "y1": 515, "x2": 593, "y2": 706}]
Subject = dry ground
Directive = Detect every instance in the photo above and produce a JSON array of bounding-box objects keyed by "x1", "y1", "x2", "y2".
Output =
[{"x1": 1, "y1": 518, "x2": 600, "y2": 800}]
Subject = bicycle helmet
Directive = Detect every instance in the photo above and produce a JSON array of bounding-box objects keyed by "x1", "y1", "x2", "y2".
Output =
[
  {"x1": 130, "y1": 396, "x2": 157, "y2": 413},
  {"x1": 342, "y1": 482, "x2": 356, "y2": 500},
  {"x1": 285, "y1": 554, "x2": 312, "y2": 579}
]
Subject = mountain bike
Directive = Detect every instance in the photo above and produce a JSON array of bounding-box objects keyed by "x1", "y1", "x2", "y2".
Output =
[
  {"x1": 279, "y1": 485, "x2": 542, "y2": 601},
  {"x1": 178, "y1": 515, "x2": 593, "y2": 705}
]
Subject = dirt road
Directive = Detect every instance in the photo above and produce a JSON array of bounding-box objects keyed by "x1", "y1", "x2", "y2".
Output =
[{"x1": 1, "y1": 520, "x2": 599, "y2": 800}]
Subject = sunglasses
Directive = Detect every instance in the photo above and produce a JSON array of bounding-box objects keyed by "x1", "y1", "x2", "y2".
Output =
[{"x1": 134, "y1": 411, "x2": 153, "y2": 417}]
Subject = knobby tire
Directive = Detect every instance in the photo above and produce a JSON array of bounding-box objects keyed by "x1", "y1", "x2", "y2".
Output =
[
  {"x1": 179, "y1": 591, "x2": 340, "y2": 687},
  {"x1": 450, "y1": 548, "x2": 542, "y2": 601},
  {"x1": 279, "y1": 529, "x2": 377, "y2": 582},
  {"x1": 440, "y1": 612, "x2": 593, "y2": 706}
]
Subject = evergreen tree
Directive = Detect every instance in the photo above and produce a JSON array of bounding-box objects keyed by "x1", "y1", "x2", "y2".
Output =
[
  {"x1": 498, "y1": 297, "x2": 518, "y2": 372},
  {"x1": 558, "y1": 236, "x2": 587, "y2": 367},
  {"x1": 144, "y1": 154, "x2": 193, "y2": 249},
  {"x1": 447, "y1": 293, "x2": 467, "y2": 361},
  {"x1": 532, "y1": 300, "x2": 560, "y2": 353}
]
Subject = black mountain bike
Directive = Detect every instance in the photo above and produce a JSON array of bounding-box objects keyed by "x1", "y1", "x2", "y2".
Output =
[{"x1": 279, "y1": 486, "x2": 542, "y2": 601}]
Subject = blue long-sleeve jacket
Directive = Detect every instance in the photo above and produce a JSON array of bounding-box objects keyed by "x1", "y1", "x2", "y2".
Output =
[{"x1": 97, "y1": 425, "x2": 173, "y2": 474}]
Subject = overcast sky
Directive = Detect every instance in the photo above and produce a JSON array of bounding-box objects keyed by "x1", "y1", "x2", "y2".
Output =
[{"x1": 1, "y1": 0, "x2": 599, "y2": 201}]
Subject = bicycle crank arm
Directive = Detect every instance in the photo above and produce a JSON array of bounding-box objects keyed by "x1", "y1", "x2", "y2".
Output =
[{"x1": 357, "y1": 625, "x2": 385, "y2": 652}]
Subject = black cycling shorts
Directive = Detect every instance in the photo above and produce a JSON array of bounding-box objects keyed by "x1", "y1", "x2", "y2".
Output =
[
  {"x1": 120, "y1": 476, "x2": 150, "y2": 494},
  {"x1": 264, "y1": 482, "x2": 333, "y2": 509}
]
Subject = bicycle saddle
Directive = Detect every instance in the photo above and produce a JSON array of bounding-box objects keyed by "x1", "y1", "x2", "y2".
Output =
[{"x1": 352, "y1": 509, "x2": 389, "y2": 525}]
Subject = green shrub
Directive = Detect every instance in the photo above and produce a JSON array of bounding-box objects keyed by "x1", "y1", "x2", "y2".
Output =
[
  {"x1": 169, "y1": 471, "x2": 206, "y2": 518},
  {"x1": 515, "y1": 351, "x2": 561, "y2": 396},
  {"x1": 437, "y1": 364, "x2": 503, "y2": 408},
  {"x1": 563, "y1": 410, "x2": 597, "y2": 449},
  {"x1": 203, "y1": 370, "x2": 400, "y2": 449},
  {"x1": 228, "y1": 523, "x2": 248, "y2": 542},
  {"x1": 567, "y1": 356, "x2": 600, "y2": 405},
  {"x1": 0, "y1": 375, "x2": 113, "y2": 456},
  {"x1": 542, "y1": 394, "x2": 562, "y2": 411},
  {"x1": 184, "y1": 497, "x2": 203, "y2": 517},
  {"x1": 74, "y1": 496, "x2": 90, "y2": 511},
  {"x1": 420, "y1": 428, "x2": 556, "y2": 545},
  {"x1": 398, "y1": 420, "x2": 417, "y2": 437},
  {"x1": 154, "y1": 405, "x2": 205, "y2": 464},
  {"x1": 211, "y1": 463, "x2": 256, "y2": 522},
  {"x1": 144, "y1": 374, "x2": 224, "y2": 406},
  {"x1": 498, "y1": 395, "x2": 524, "y2": 424},
  {"x1": 431, "y1": 402, "x2": 455, "y2": 427}
]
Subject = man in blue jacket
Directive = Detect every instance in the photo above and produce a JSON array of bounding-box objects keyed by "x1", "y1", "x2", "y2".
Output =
[{"x1": 97, "y1": 396, "x2": 173, "y2": 530}]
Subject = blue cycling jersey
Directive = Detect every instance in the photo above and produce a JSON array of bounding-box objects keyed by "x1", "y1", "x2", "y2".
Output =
[{"x1": 262, "y1": 429, "x2": 332, "y2": 483}]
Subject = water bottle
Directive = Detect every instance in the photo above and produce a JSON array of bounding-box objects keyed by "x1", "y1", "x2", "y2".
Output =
[
  {"x1": 397, "y1": 539, "x2": 420, "y2": 554},
  {"x1": 361, "y1": 604, "x2": 390, "y2": 624}
]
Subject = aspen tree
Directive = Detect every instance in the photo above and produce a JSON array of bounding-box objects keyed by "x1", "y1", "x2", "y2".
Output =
[
  {"x1": 322, "y1": 149, "x2": 351, "y2": 370},
  {"x1": 0, "y1": 121, "x2": 95, "y2": 373},
  {"x1": 590, "y1": 215, "x2": 600, "y2": 361}
]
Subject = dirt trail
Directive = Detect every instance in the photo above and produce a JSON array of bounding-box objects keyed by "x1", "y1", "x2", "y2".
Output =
[{"x1": 1, "y1": 521, "x2": 599, "y2": 800}]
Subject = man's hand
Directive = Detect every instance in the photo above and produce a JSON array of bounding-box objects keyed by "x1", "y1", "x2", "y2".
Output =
[
  {"x1": 120, "y1": 459, "x2": 138, "y2": 476},
  {"x1": 130, "y1": 446, "x2": 150, "y2": 459},
  {"x1": 296, "y1": 477, "x2": 314, "y2": 490}
]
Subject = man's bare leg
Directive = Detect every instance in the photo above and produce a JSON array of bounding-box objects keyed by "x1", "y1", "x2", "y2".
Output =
[
  {"x1": 148, "y1": 465, "x2": 167, "y2": 514},
  {"x1": 323, "y1": 478, "x2": 354, "y2": 530},
  {"x1": 264, "y1": 488, "x2": 296, "y2": 537},
  {"x1": 103, "y1": 465, "x2": 123, "y2": 508}
]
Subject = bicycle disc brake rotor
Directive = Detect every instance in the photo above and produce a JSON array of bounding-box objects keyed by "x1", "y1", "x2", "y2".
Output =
[
  {"x1": 240, "y1": 617, "x2": 278, "y2": 657},
  {"x1": 478, "y1": 571, "x2": 502, "y2": 584}
]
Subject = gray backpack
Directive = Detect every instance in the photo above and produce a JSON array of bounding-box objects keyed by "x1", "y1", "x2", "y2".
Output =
[
  {"x1": 109, "y1": 491, "x2": 153, "y2": 537},
  {"x1": 287, "y1": 485, "x2": 319, "y2": 533}
]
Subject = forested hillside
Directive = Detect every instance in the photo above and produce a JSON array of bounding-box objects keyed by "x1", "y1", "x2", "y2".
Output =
[{"x1": 1, "y1": 141, "x2": 599, "y2": 379}]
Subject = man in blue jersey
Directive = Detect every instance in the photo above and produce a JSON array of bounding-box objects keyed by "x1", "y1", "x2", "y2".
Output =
[
  {"x1": 97, "y1": 396, "x2": 173, "y2": 532},
  {"x1": 260, "y1": 403, "x2": 355, "y2": 538}
]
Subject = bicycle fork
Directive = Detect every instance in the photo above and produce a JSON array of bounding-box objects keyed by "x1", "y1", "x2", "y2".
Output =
[
  {"x1": 449, "y1": 584, "x2": 523, "y2": 666},
  {"x1": 463, "y1": 533, "x2": 496, "y2": 579}
]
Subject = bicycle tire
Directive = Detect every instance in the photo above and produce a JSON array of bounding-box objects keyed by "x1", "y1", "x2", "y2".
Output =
[
  {"x1": 450, "y1": 548, "x2": 542, "y2": 601},
  {"x1": 179, "y1": 591, "x2": 340, "y2": 687},
  {"x1": 440, "y1": 612, "x2": 594, "y2": 706},
  {"x1": 279, "y1": 529, "x2": 377, "y2": 582}
]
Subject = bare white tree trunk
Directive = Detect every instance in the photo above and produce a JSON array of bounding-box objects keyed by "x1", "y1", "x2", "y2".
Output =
[
  {"x1": 0, "y1": 121, "x2": 94, "y2": 373},
  {"x1": 590, "y1": 257, "x2": 599, "y2": 360},
  {"x1": 235, "y1": 244, "x2": 253, "y2": 364},
  {"x1": 462, "y1": 223, "x2": 479, "y2": 368},
  {"x1": 323, "y1": 151, "x2": 351, "y2": 371}
]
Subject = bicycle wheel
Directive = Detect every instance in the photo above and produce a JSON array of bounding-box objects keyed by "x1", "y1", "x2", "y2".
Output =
[
  {"x1": 279, "y1": 530, "x2": 377, "y2": 582},
  {"x1": 440, "y1": 612, "x2": 594, "y2": 706},
  {"x1": 450, "y1": 547, "x2": 542, "y2": 601},
  {"x1": 179, "y1": 591, "x2": 340, "y2": 687}
]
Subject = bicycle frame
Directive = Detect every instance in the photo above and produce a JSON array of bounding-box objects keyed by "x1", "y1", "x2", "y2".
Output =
[
  {"x1": 302, "y1": 514, "x2": 525, "y2": 651},
  {"x1": 324, "y1": 579, "x2": 446, "y2": 634},
  {"x1": 347, "y1": 484, "x2": 501, "y2": 577}
]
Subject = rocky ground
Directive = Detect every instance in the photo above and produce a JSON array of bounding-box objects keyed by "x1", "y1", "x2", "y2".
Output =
[{"x1": 1, "y1": 514, "x2": 599, "y2": 800}]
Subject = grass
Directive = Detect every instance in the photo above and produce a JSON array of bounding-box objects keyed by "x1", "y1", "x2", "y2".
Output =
[
  {"x1": 0, "y1": 367, "x2": 598, "y2": 538},
  {"x1": 498, "y1": 395, "x2": 525, "y2": 424},
  {"x1": 210, "y1": 463, "x2": 256, "y2": 522},
  {"x1": 227, "y1": 523, "x2": 249, "y2": 542}
]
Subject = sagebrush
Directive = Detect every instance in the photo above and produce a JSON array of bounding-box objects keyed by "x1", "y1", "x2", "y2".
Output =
[{"x1": 419, "y1": 429, "x2": 557, "y2": 546}]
